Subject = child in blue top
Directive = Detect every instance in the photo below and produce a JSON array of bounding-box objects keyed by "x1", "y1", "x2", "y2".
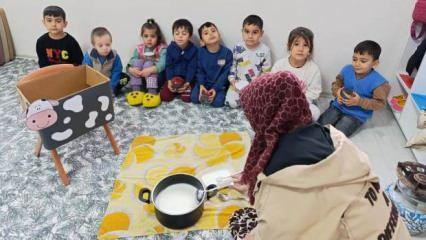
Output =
[
  {"x1": 318, "y1": 40, "x2": 390, "y2": 137},
  {"x1": 161, "y1": 19, "x2": 198, "y2": 103},
  {"x1": 191, "y1": 22, "x2": 232, "y2": 107},
  {"x1": 82, "y1": 27, "x2": 127, "y2": 96}
]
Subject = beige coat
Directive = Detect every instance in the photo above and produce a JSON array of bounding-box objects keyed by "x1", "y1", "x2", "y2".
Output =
[{"x1": 252, "y1": 126, "x2": 411, "y2": 240}]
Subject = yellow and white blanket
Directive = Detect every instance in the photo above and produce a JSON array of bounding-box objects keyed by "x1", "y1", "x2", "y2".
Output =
[{"x1": 98, "y1": 132, "x2": 251, "y2": 239}]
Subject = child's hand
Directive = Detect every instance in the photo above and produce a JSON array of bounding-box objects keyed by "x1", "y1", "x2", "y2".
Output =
[
  {"x1": 229, "y1": 79, "x2": 238, "y2": 91},
  {"x1": 199, "y1": 85, "x2": 207, "y2": 101},
  {"x1": 343, "y1": 92, "x2": 361, "y2": 106},
  {"x1": 336, "y1": 88, "x2": 344, "y2": 104},
  {"x1": 140, "y1": 68, "x2": 153, "y2": 78},
  {"x1": 167, "y1": 80, "x2": 176, "y2": 92},
  {"x1": 128, "y1": 67, "x2": 142, "y2": 77},
  {"x1": 208, "y1": 89, "x2": 216, "y2": 102},
  {"x1": 177, "y1": 82, "x2": 190, "y2": 93}
]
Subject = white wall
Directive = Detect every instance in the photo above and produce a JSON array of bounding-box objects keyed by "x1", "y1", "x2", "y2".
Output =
[{"x1": 0, "y1": 0, "x2": 416, "y2": 94}]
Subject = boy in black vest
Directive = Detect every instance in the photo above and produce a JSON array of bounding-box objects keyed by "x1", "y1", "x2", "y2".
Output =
[{"x1": 82, "y1": 27, "x2": 128, "y2": 95}]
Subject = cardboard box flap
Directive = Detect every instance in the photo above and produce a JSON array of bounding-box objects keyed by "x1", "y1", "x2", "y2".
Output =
[{"x1": 86, "y1": 66, "x2": 109, "y2": 86}]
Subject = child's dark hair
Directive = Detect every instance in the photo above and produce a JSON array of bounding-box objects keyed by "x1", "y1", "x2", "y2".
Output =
[
  {"x1": 287, "y1": 27, "x2": 314, "y2": 54},
  {"x1": 243, "y1": 15, "x2": 263, "y2": 30},
  {"x1": 198, "y1": 22, "x2": 218, "y2": 39},
  {"x1": 354, "y1": 40, "x2": 381, "y2": 60},
  {"x1": 43, "y1": 6, "x2": 66, "y2": 21},
  {"x1": 91, "y1": 27, "x2": 112, "y2": 45},
  {"x1": 172, "y1": 19, "x2": 193, "y2": 37},
  {"x1": 141, "y1": 18, "x2": 166, "y2": 45}
]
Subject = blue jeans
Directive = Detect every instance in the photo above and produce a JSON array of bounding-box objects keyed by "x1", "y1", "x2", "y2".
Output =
[{"x1": 317, "y1": 104, "x2": 362, "y2": 137}]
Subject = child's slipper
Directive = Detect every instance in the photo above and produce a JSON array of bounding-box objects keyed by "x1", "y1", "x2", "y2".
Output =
[
  {"x1": 126, "y1": 91, "x2": 144, "y2": 106},
  {"x1": 143, "y1": 93, "x2": 161, "y2": 108}
]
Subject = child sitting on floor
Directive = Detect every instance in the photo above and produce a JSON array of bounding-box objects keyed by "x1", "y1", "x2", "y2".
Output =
[
  {"x1": 127, "y1": 18, "x2": 167, "y2": 107},
  {"x1": 82, "y1": 27, "x2": 128, "y2": 96},
  {"x1": 272, "y1": 27, "x2": 322, "y2": 120},
  {"x1": 191, "y1": 22, "x2": 232, "y2": 108},
  {"x1": 36, "y1": 5, "x2": 83, "y2": 68},
  {"x1": 160, "y1": 19, "x2": 198, "y2": 103},
  {"x1": 225, "y1": 14, "x2": 272, "y2": 108},
  {"x1": 318, "y1": 40, "x2": 390, "y2": 137}
]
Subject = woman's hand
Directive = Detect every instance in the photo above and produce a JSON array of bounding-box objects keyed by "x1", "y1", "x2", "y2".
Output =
[
  {"x1": 230, "y1": 172, "x2": 249, "y2": 194},
  {"x1": 243, "y1": 232, "x2": 255, "y2": 240}
]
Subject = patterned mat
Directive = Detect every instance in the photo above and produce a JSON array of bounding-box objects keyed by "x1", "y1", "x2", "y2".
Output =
[
  {"x1": 98, "y1": 132, "x2": 251, "y2": 239},
  {"x1": 0, "y1": 58, "x2": 252, "y2": 239}
]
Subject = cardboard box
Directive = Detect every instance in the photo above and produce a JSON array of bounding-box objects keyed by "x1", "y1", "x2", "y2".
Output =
[{"x1": 17, "y1": 65, "x2": 115, "y2": 150}]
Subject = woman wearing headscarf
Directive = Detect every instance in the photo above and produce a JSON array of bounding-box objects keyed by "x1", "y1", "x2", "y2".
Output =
[{"x1": 229, "y1": 71, "x2": 410, "y2": 240}]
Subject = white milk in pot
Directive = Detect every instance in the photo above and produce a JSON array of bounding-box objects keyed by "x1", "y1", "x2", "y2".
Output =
[{"x1": 155, "y1": 183, "x2": 200, "y2": 215}]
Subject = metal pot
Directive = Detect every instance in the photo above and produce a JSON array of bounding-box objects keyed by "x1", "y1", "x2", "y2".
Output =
[{"x1": 138, "y1": 173, "x2": 216, "y2": 229}]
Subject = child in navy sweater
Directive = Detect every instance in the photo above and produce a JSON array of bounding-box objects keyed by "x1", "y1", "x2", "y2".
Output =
[
  {"x1": 161, "y1": 19, "x2": 198, "y2": 102},
  {"x1": 191, "y1": 22, "x2": 232, "y2": 107}
]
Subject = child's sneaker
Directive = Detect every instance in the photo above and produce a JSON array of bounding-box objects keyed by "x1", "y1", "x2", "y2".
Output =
[{"x1": 113, "y1": 73, "x2": 130, "y2": 96}]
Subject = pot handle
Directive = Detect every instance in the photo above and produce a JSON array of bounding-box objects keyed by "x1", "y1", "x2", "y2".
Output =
[
  {"x1": 206, "y1": 184, "x2": 218, "y2": 200},
  {"x1": 138, "y1": 188, "x2": 151, "y2": 204}
]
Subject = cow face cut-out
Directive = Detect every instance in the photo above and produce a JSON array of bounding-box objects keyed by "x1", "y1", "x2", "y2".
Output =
[{"x1": 25, "y1": 99, "x2": 59, "y2": 131}]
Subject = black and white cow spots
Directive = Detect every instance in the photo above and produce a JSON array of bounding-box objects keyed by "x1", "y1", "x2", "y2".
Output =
[
  {"x1": 85, "y1": 111, "x2": 98, "y2": 128},
  {"x1": 39, "y1": 82, "x2": 114, "y2": 150},
  {"x1": 98, "y1": 96, "x2": 109, "y2": 111},
  {"x1": 63, "y1": 117, "x2": 71, "y2": 124},
  {"x1": 51, "y1": 129, "x2": 73, "y2": 141},
  {"x1": 63, "y1": 95, "x2": 83, "y2": 113}
]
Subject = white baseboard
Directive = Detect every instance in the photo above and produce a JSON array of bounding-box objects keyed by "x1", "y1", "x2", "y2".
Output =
[{"x1": 16, "y1": 55, "x2": 37, "y2": 60}]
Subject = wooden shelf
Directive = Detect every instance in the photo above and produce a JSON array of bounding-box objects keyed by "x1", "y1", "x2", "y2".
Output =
[{"x1": 389, "y1": 37, "x2": 426, "y2": 165}]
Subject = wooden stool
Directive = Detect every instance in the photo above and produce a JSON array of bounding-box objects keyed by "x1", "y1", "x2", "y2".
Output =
[{"x1": 34, "y1": 123, "x2": 120, "y2": 186}]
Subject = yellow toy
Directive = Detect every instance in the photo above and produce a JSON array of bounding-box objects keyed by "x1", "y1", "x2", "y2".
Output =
[
  {"x1": 126, "y1": 91, "x2": 144, "y2": 106},
  {"x1": 143, "y1": 93, "x2": 161, "y2": 108}
]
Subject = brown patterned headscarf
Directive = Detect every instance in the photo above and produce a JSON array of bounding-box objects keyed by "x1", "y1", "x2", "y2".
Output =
[{"x1": 240, "y1": 71, "x2": 313, "y2": 204}]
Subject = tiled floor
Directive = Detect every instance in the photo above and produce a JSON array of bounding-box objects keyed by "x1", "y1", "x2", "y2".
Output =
[{"x1": 1, "y1": 58, "x2": 424, "y2": 239}]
